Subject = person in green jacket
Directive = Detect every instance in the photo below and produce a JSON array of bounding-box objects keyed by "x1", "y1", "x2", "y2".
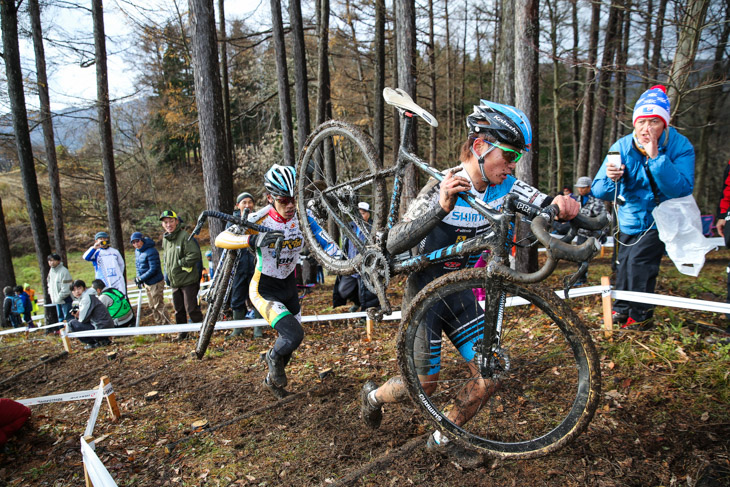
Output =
[{"x1": 160, "y1": 210, "x2": 202, "y2": 340}]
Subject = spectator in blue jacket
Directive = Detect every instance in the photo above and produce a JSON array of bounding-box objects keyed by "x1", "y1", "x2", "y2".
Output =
[
  {"x1": 592, "y1": 85, "x2": 695, "y2": 330},
  {"x1": 131, "y1": 232, "x2": 169, "y2": 325},
  {"x1": 14, "y1": 286, "x2": 33, "y2": 327}
]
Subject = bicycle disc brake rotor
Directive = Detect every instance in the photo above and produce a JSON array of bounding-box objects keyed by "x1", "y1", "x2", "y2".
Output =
[
  {"x1": 360, "y1": 249, "x2": 390, "y2": 294},
  {"x1": 473, "y1": 343, "x2": 511, "y2": 380}
]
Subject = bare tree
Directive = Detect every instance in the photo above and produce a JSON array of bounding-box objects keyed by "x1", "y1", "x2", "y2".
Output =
[
  {"x1": 427, "y1": 0, "x2": 437, "y2": 165},
  {"x1": 575, "y1": 1, "x2": 600, "y2": 178},
  {"x1": 395, "y1": 0, "x2": 418, "y2": 207},
  {"x1": 29, "y1": 0, "x2": 67, "y2": 264},
  {"x1": 218, "y1": 0, "x2": 234, "y2": 170},
  {"x1": 91, "y1": 0, "x2": 125, "y2": 264},
  {"x1": 289, "y1": 0, "x2": 310, "y2": 153},
  {"x1": 0, "y1": 194, "x2": 16, "y2": 325},
  {"x1": 316, "y1": 0, "x2": 332, "y2": 126},
  {"x1": 1, "y1": 0, "x2": 53, "y2": 323},
  {"x1": 514, "y1": 0, "x2": 539, "y2": 272},
  {"x1": 188, "y1": 0, "x2": 234, "y2": 245},
  {"x1": 649, "y1": 0, "x2": 668, "y2": 82},
  {"x1": 373, "y1": 0, "x2": 385, "y2": 163},
  {"x1": 494, "y1": 0, "x2": 515, "y2": 104},
  {"x1": 270, "y1": 0, "x2": 295, "y2": 166}
]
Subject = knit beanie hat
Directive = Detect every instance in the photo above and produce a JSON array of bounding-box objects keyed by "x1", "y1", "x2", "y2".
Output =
[
  {"x1": 237, "y1": 192, "x2": 254, "y2": 204},
  {"x1": 633, "y1": 85, "x2": 670, "y2": 127}
]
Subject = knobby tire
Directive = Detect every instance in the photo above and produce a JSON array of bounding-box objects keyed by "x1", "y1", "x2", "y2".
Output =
[
  {"x1": 397, "y1": 267, "x2": 601, "y2": 459},
  {"x1": 195, "y1": 249, "x2": 237, "y2": 359}
]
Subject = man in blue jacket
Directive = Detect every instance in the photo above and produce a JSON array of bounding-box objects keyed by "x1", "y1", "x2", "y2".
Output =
[
  {"x1": 591, "y1": 85, "x2": 695, "y2": 330},
  {"x1": 131, "y1": 232, "x2": 170, "y2": 325}
]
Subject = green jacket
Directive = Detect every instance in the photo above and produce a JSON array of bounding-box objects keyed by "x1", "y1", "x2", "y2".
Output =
[{"x1": 162, "y1": 227, "x2": 201, "y2": 288}]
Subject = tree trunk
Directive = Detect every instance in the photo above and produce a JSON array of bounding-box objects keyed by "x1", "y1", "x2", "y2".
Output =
[
  {"x1": 344, "y1": 0, "x2": 372, "y2": 125},
  {"x1": 373, "y1": 0, "x2": 385, "y2": 163},
  {"x1": 642, "y1": 0, "x2": 653, "y2": 81},
  {"x1": 576, "y1": 1, "x2": 600, "y2": 178},
  {"x1": 494, "y1": 0, "x2": 515, "y2": 104},
  {"x1": 218, "y1": 0, "x2": 234, "y2": 171},
  {"x1": 270, "y1": 0, "x2": 295, "y2": 166},
  {"x1": 547, "y1": 0, "x2": 563, "y2": 193},
  {"x1": 428, "y1": 0, "x2": 437, "y2": 165},
  {"x1": 396, "y1": 0, "x2": 418, "y2": 208},
  {"x1": 0, "y1": 0, "x2": 53, "y2": 324},
  {"x1": 610, "y1": 0, "x2": 631, "y2": 144},
  {"x1": 0, "y1": 195, "x2": 16, "y2": 325},
  {"x1": 587, "y1": 3, "x2": 622, "y2": 178},
  {"x1": 92, "y1": 0, "x2": 125, "y2": 266},
  {"x1": 649, "y1": 0, "x2": 668, "y2": 82},
  {"x1": 693, "y1": 0, "x2": 729, "y2": 210},
  {"x1": 188, "y1": 0, "x2": 234, "y2": 247},
  {"x1": 444, "y1": 0, "x2": 453, "y2": 144},
  {"x1": 666, "y1": 0, "x2": 711, "y2": 119},
  {"x1": 570, "y1": 0, "x2": 580, "y2": 172},
  {"x1": 29, "y1": 0, "x2": 67, "y2": 265},
  {"x1": 289, "y1": 0, "x2": 311, "y2": 154},
  {"x1": 316, "y1": 0, "x2": 332, "y2": 126},
  {"x1": 514, "y1": 0, "x2": 539, "y2": 273}
]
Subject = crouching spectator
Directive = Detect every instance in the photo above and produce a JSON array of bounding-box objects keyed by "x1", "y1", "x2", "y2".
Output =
[
  {"x1": 92, "y1": 280, "x2": 134, "y2": 327},
  {"x1": 66, "y1": 280, "x2": 114, "y2": 349}
]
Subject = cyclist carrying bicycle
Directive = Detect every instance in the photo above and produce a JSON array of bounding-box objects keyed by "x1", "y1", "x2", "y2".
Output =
[
  {"x1": 215, "y1": 164, "x2": 339, "y2": 398},
  {"x1": 359, "y1": 100, "x2": 580, "y2": 466}
]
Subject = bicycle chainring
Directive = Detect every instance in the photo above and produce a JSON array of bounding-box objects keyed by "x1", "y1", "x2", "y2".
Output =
[{"x1": 360, "y1": 249, "x2": 390, "y2": 294}]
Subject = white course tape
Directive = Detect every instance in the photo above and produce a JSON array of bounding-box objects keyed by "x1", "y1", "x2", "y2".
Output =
[
  {"x1": 611, "y1": 289, "x2": 730, "y2": 313},
  {"x1": 85, "y1": 382, "x2": 106, "y2": 437},
  {"x1": 17, "y1": 383, "x2": 113, "y2": 407},
  {"x1": 0, "y1": 321, "x2": 64, "y2": 336},
  {"x1": 81, "y1": 437, "x2": 118, "y2": 487}
]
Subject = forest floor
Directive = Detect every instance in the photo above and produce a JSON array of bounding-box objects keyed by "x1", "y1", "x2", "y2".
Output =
[{"x1": 1, "y1": 252, "x2": 729, "y2": 487}]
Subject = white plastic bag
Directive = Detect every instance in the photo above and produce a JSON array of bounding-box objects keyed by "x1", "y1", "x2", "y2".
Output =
[{"x1": 652, "y1": 195, "x2": 717, "y2": 276}]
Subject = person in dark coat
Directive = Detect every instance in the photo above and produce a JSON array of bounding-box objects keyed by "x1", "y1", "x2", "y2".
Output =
[
  {"x1": 229, "y1": 192, "x2": 264, "y2": 338},
  {"x1": 131, "y1": 232, "x2": 169, "y2": 325}
]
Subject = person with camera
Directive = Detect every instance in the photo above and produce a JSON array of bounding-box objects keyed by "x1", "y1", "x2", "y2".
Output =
[
  {"x1": 83, "y1": 231, "x2": 127, "y2": 297},
  {"x1": 66, "y1": 280, "x2": 114, "y2": 349}
]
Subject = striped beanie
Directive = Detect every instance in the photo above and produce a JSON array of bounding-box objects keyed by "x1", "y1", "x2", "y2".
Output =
[{"x1": 633, "y1": 85, "x2": 670, "y2": 127}]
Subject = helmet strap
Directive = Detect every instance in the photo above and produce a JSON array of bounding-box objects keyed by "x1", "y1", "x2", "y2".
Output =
[{"x1": 471, "y1": 143, "x2": 495, "y2": 184}]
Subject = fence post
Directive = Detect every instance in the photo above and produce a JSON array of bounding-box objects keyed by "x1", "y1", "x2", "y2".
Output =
[
  {"x1": 100, "y1": 376, "x2": 121, "y2": 421},
  {"x1": 601, "y1": 276, "x2": 613, "y2": 338}
]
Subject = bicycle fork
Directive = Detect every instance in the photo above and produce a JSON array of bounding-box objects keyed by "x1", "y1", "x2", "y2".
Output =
[{"x1": 474, "y1": 276, "x2": 508, "y2": 379}]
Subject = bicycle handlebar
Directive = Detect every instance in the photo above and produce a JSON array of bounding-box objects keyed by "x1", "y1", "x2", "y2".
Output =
[{"x1": 189, "y1": 210, "x2": 275, "y2": 241}]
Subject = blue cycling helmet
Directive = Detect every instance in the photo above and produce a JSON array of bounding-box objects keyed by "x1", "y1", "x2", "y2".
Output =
[
  {"x1": 264, "y1": 164, "x2": 296, "y2": 198},
  {"x1": 466, "y1": 100, "x2": 532, "y2": 152}
]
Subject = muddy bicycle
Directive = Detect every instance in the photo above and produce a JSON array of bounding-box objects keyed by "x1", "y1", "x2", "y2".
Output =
[{"x1": 296, "y1": 88, "x2": 608, "y2": 459}]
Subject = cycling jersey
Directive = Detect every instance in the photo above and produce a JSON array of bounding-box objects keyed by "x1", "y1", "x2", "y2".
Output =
[{"x1": 389, "y1": 164, "x2": 548, "y2": 374}]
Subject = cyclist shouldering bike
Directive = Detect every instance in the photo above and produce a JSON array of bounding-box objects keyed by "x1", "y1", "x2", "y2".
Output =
[{"x1": 360, "y1": 99, "x2": 580, "y2": 467}]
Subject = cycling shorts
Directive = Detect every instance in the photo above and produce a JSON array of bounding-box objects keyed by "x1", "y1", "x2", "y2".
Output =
[{"x1": 249, "y1": 270, "x2": 301, "y2": 328}]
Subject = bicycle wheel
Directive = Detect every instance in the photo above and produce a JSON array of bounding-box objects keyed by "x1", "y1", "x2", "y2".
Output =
[
  {"x1": 195, "y1": 249, "x2": 237, "y2": 359},
  {"x1": 296, "y1": 120, "x2": 385, "y2": 275},
  {"x1": 397, "y1": 267, "x2": 601, "y2": 459}
]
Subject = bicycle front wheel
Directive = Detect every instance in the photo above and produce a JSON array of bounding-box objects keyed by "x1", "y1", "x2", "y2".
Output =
[
  {"x1": 296, "y1": 120, "x2": 384, "y2": 275},
  {"x1": 397, "y1": 268, "x2": 601, "y2": 459},
  {"x1": 195, "y1": 249, "x2": 236, "y2": 359}
]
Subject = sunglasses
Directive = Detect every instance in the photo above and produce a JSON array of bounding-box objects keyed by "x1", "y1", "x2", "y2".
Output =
[
  {"x1": 485, "y1": 140, "x2": 523, "y2": 164},
  {"x1": 274, "y1": 196, "x2": 296, "y2": 206}
]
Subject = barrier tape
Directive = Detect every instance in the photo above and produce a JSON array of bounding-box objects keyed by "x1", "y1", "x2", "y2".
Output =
[
  {"x1": 0, "y1": 321, "x2": 64, "y2": 336},
  {"x1": 81, "y1": 437, "x2": 118, "y2": 486},
  {"x1": 17, "y1": 382, "x2": 114, "y2": 407},
  {"x1": 85, "y1": 382, "x2": 106, "y2": 438}
]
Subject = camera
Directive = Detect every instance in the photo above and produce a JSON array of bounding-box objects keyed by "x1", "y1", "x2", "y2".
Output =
[
  {"x1": 70, "y1": 304, "x2": 79, "y2": 315},
  {"x1": 100, "y1": 240, "x2": 108, "y2": 247}
]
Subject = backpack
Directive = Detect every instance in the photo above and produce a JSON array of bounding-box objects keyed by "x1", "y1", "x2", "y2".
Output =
[
  {"x1": 10, "y1": 295, "x2": 24, "y2": 315},
  {"x1": 101, "y1": 288, "x2": 131, "y2": 319}
]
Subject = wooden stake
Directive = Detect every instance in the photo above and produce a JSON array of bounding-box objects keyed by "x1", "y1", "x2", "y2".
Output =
[
  {"x1": 60, "y1": 328, "x2": 72, "y2": 353},
  {"x1": 601, "y1": 276, "x2": 613, "y2": 338},
  {"x1": 365, "y1": 317, "x2": 373, "y2": 341},
  {"x1": 100, "y1": 376, "x2": 121, "y2": 421},
  {"x1": 83, "y1": 435, "x2": 94, "y2": 487}
]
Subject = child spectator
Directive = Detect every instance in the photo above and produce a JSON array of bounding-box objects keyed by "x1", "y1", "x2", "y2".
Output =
[
  {"x1": 3, "y1": 286, "x2": 21, "y2": 328},
  {"x1": 14, "y1": 286, "x2": 33, "y2": 327}
]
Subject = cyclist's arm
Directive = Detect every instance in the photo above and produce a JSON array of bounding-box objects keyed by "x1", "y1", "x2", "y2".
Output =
[
  {"x1": 306, "y1": 210, "x2": 342, "y2": 258},
  {"x1": 215, "y1": 228, "x2": 256, "y2": 250},
  {"x1": 386, "y1": 179, "x2": 447, "y2": 256}
]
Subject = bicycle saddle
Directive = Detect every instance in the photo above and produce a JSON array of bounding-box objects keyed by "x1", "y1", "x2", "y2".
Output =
[{"x1": 383, "y1": 87, "x2": 439, "y2": 128}]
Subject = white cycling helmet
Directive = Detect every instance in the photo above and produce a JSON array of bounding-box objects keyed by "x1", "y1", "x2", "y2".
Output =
[{"x1": 264, "y1": 164, "x2": 296, "y2": 198}]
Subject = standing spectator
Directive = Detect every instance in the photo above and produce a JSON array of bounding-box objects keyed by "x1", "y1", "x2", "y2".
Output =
[
  {"x1": 230, "y1": 192, "x2": 264, "y2": 338},
  {"x1": 205, "y1": 251, "x2": 215, "y2": 280},
  {"x1": 592, "y1": 85, "x2": 694, "y2": 330},
  {"x1": 131, "y1": 231, "x2": 169, "y2": 325},
  {"x1": 66, "y1": 280, "x2": 113, "y2": 349},
  {"x1": 160, "y1": 210, "x2": 203, "y2": 340},
  {"x1": 92, "y1": 279, "x2": 134, "y2": 327},
  {"x1": 82, "y1": 231, "x2": 127, "y2": 296},
  {"x1": 47, "y1": 253, "x2": 73, "y2": 322},
  {"x1": 714, "y1": 159, "x2": 730, "y2": 325},
  {"x1": 14, "y1": 286, "x2": 33, "y2": 327},
  {"x1": 3, "y1": 286, "x2": 21, "y2": 328},
  {"x1": 572, "y1": 176, "x2": 608, "y2": 285}
]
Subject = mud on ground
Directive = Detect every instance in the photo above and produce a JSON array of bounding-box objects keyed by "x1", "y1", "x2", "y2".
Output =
[{"x1": 1, "y1": 255, "x2": 729, "y2": 486}]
